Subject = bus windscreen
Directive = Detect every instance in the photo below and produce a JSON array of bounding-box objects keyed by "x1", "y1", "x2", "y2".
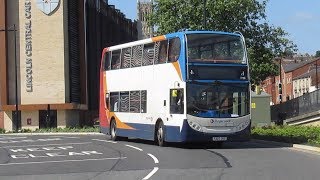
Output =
[{"x1": 187, "y1": 34, "x2": 246, "y2": 64}]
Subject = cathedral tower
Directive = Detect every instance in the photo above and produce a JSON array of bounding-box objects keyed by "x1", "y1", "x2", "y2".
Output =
[{"x1": 137, "y1": 0, "x2": 154, "y2": 39}]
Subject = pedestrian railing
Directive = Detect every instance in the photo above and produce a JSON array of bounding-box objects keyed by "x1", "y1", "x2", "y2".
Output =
[{"x1": 271, "y1": 89, "x2": 320, "y2": 124}]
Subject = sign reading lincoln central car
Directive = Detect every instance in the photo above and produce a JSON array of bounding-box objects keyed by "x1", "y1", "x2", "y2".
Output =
[{"x1": 25, "y1": 0, "x2": 33, "y2": 92}]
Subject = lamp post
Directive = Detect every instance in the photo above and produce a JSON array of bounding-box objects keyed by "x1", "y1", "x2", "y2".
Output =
[
  {"x1": 314, "y1": 62, "x2": 319, "y2": 105},
  {"x1": 203, "y1": 0, "x2": 207, "y2": 29},
  {"x1": 275, "y1": 57, "x2": 283, "y2": 103},
  {"x1": 0, "y1": 24, "x2": 19, "y2": 132},
  {"x1": 315, "y1": 62, "x2": 318, "y2": 90}
]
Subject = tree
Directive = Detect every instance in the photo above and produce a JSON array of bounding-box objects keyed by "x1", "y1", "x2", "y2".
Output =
[
  {"x1": 149, "y1": 0, "x2": 297, "y2": 84},
  {"x1": 316, "y1": 51, "x2": 320, "y2": 58}
]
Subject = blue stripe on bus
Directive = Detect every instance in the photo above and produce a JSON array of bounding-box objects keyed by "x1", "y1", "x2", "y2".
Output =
[
  {"x1": 184, "y1": 31, "x2": 241, "y2": 37},
  {"x1": 188, "y1": 63, "x2": 248, "y2": 67},
  {"x1": 179, "y1": 34, "x2": 187, "y2": 81},
  {"x1": 166, "y1": 31, "x2": 241, "y2": 37},
  {"x1": 189, "y1": 80, "x2": 250, "y2": 84},
  {"x1": 166, "y1": 33, "x2": 187, "y2": 81}
]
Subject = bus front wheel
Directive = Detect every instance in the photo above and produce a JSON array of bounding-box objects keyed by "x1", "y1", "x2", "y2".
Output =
[
  {"x1": 156, "y1": 121, "x2": 166, "y2": 147},
  {"x1": 110, "y1": 120, "x2": 118, "y2": 141}
]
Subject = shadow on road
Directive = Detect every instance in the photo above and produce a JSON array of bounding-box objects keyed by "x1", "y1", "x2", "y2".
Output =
[{"x1": 122, "y1": 138, "x2": 292, "y2": 150}]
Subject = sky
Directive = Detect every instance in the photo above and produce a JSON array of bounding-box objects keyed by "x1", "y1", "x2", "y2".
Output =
[{"x1": 108, "y1": 0, "x2": 320, "y2": 55}]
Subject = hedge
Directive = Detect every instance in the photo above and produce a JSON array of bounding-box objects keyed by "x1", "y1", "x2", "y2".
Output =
[
  {"x1": 0, "y1": 126, "x2": 100, "y2": 134},
  {"x1": 252, "y1": 126, "x2": 320, "y2": 147}
]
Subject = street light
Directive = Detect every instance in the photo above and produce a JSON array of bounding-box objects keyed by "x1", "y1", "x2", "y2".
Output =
[
  {"x1": 203, "y1": 0, "x2": 207, "y2": 29},
  {"x1": 274, "y1": 57, "x2": 283, "y2": 103},
  {"x1": 314, "y1": 62, "x2": 318, "y2": 90},
  {"x1": 0, "y1": 24, "x2": 19, "y2": 132}
]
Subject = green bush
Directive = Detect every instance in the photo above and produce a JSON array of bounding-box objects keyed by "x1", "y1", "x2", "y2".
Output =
[
  {"x1": 0, "y1": 126, "x2": 100, "y2": 134},
  {"x1": 0, "y1": 128, "x2": 5, "y2": 134},
  {"x1": 32, "y1": 126, "x2": 100, "y2": 133},
  {"x1": 252, "y1": 126, "x2": 320, "y2": 146},
  {"x1": 20, "y1": 129, "x2": 32, "y2": 133}
]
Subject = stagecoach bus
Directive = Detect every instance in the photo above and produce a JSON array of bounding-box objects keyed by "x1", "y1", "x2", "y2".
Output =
[{"x1": 99, "y1": 31, "x2": 251, "y2": 146}]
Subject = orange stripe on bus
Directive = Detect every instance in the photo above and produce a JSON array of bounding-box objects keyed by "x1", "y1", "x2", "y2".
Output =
[
  {"x1": 101, "y1": 71, "x2": 109, "y2": 127},
  {"x1": 172, "y1": 61, "x2": 182, "y2": 80},
  {"x1": 109, "y1": 112, "x2": 135, "y2": 130},
  {"x1": 152, "y1": 35, "x2": 166, "y2": 42}
]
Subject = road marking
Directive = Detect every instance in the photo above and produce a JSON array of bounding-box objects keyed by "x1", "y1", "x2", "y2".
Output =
[
  {"x1": 142, "y1": 167, "x2": 159, "y2": 180},
  {"x1": 147, "y1": 153, "x2": 159, "y2": 164},
  {"x1": 51, "y1": 136, "x2": 80, "y2": 139},
  {"x1": 92, "y1": 139, "x2": 117, "y2": 144},
  {"x1": 3, "y1": 142, "x2": 92, "y2": 148},
  {"x1": 0, "y1": 157, "x2": 127, "y2": 166},
  {"x1": 0, "y1": 137, "x2": 27, "y2": 140},
  {"x1": 125, "y1": 144, "x2": 143, "y2": 151},
  {"x1": 0, "y1": 138, "x2": 62, "y2": 144}
]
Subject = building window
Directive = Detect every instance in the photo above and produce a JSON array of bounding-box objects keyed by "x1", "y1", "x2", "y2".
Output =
[{"x1": 287, "y1": 78, "x2": 291, "y2": 84}]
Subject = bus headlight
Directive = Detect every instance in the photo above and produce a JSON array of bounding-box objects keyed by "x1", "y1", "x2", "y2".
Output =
[
  {"x1": 188, "y1": 121, "x2": 202, "y2": 131},
  {"x1": 234, "y1": 120, "x2": 250, "y2": 132}
]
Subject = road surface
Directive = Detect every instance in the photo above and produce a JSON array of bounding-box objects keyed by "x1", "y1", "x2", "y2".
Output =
[{"x1": 0, "y1": 135, "x2": 319, "y2": 180}]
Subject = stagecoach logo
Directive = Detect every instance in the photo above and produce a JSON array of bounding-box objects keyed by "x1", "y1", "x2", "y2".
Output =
[{"x1": 36, "y1": 0, "x2": 60, "y2": 15}]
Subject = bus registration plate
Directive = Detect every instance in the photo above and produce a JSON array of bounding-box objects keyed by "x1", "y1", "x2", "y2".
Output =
[{"x1": 212, "y1": 137, "x2": 227, "y2": 141}]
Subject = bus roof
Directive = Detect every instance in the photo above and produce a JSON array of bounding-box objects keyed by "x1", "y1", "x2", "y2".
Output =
[{"x1": 107, "y1": 30, "x2": 241, "y2": 51}]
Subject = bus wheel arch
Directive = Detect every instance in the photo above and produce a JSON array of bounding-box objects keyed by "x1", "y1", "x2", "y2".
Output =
[
  {"x1": 110, "y1": 117, "x2": 118, "y2": 141},
  {"x1": 155, "y1": 119, "x2": 166, "y2": 146}
]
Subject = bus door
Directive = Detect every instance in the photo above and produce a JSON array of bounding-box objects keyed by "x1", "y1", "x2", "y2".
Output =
[{"x1": 169, "y1": 89, "x2": 184, "y2": 120}]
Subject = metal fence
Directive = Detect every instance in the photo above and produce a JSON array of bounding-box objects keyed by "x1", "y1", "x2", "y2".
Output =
[{"x1": 271, "y1": 89, "x2": 320, "y2": 124}]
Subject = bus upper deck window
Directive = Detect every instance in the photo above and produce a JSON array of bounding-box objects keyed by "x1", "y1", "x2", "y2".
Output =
[
  {"x1": 111, "y1": 50, "x2": 121, "y2": 70},
  {"x1": 155, "y1": 40, "x2": 168, "y2": 64},
  {"x1": 142, "y1": 43, "x2": 155, "y2": 66},
  {"x1": 131, "y1": 45, "x2": 143, "y2": 67},
  {"x1": 104, "y1": 52, "x2": 111, "y2": 71},
  {"x1": 168, "y1": 38, "x2": 181, "y2": 62},
  {"x1": 121, "y1": 47, "x2": 132, "y2": 69}
]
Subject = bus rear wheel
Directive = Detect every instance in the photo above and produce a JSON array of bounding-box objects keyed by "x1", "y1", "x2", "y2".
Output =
[
  {"x1": 110, "y1": 120, "x2": 118, "y2": 141},
  {"x1": 156, "y1": 121, "x2": 166, "y2": 147}
]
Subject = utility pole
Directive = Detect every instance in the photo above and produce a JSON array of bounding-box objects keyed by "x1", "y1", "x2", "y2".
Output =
[
  {"x1": 203, "y1": 0, "x2": 207, "y2": 29},
  {"x1": 315, "y1": 62, "x2": 318, "y2": 90},
  {"x1": 278, "y1": 58, "x2": 283, "y2": 103},
  {"x1": 315, "y1": 62, "x2": 319, "y2": 105},
  {"x1": 0, "y1": 24, "x2": 19, "y2": 132}
]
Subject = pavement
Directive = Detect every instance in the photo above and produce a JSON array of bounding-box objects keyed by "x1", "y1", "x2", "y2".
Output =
[
  {"x1": 0, "y1": 134, "x2": 319, "y2": 180},
  {"x1": 251, "y1": 139, "x2": 320, "y2": 153}
]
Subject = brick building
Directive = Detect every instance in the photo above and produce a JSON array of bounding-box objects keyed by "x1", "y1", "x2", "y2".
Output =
[
  {"x1": 262, "y1": 58, "x2": 320, "y2": 105},
  {"x1": 0, "y1": 0, "x2": 137, "y2": 131}
]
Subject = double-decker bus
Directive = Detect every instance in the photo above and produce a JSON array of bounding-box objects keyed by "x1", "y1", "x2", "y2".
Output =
[{"x1": 99, "y1": 31, "x2": 251, "y2": 146}]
